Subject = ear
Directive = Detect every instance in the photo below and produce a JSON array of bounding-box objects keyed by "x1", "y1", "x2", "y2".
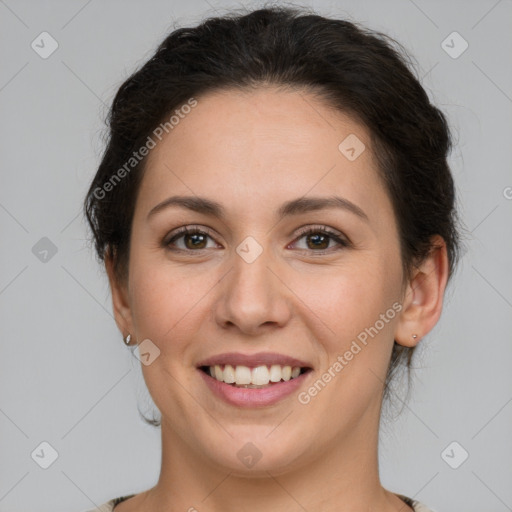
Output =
[
  {"x1": 105, "y1": 251, "x2": 134, "y2": 341},
  {"x1": 394, "y1": 235, "x2": 450, "y2": 347}
]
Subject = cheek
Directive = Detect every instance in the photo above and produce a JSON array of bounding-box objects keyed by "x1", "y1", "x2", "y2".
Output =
[
  {"x1": 303, "y1": 258, "x2": 402, "y2": 410},
  {"x1": 299, "y1": 258, "x2": 400, "y2": 346},
  {"x1": 128, "y1": 250, "x2": 224, "y2": 360},
  {"x1": 128, "y1": 251, "x2": 197, "y2": 343},
  {"x1": 324, "y1": 258, "x2": 402, "y2": 388},
  {"x1": 127, "y1": 258, "x2": 207, "y2": 411}
]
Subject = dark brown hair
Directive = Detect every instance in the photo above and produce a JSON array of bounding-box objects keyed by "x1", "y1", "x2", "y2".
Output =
[{"x1": 84, "y1": 5, "x2": 462, "y2": 426}]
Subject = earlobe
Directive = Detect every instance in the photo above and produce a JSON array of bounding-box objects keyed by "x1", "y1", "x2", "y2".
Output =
[
  {"x1": 105, "y1": 252, "x2": 134, "y2": 339},
  {"x1": 394, "y1": 236, "x2": 449, "y2": 348}
]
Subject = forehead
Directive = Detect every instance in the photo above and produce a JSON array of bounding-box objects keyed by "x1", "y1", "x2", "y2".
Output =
[
  {"x1": 137, "y1": 87, "x2": 392, "y2": 225},
  {"x1": 152, "y1": 86, "x2": 371, "y2": 162}
]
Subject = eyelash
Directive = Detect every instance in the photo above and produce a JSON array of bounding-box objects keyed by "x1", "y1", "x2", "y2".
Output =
[{"x1": 163, "y1": 224, "x2": 351, "y2": 255}]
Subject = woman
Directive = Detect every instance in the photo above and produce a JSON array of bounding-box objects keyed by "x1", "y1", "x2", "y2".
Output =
[{"x1": 83, "y1": 5, "x2": 461, "y2": 511}]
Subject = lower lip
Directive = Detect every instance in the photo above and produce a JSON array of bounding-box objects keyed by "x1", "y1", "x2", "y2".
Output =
[{"x1": 198, "y1": 369, "x2": 310, "y2": 407}]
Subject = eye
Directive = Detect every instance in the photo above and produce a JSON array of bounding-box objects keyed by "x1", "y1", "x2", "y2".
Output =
[
  {"x1": 290, "y1": 225, "x2": 351, "y2": 254},
  {"x1": 163, "y1": 224, "x2": 351, "y2": 254},
  {"x1": 164, "y1": 226, "x2": 218, "y2": 252}
]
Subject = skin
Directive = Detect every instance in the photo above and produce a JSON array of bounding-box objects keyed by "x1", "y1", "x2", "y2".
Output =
[{"x1": 106, "y1": 86, "x2": 449, "y2": 512}]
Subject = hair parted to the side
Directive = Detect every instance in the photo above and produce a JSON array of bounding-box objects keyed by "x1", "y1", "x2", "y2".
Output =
[{"x1": 84, "y1": 4, "x2": 462, "y2": 427}]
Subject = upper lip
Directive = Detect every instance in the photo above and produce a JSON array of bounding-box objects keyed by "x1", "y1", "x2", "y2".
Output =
[{"x1": 197, "y1": 352, "x2": 312, "y2": 369}]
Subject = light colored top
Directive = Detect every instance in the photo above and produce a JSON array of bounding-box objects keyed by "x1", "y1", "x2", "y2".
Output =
[{"x1": 82, "y1": 493, "x2": 439, "y2": 511}]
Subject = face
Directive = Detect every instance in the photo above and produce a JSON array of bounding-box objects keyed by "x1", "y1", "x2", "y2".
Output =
[{"x1": 114, "y1": 87, "x2": 408, "y2": 475}]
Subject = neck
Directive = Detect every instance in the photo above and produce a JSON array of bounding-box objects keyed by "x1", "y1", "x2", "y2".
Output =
[{"x1": 142, "y1": 399, "x2": 407, "y2": 511}]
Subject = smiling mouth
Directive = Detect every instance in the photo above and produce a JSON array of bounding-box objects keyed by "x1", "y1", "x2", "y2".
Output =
[{"x1": 199, "y1": 364, "x2": 312, "y2": 388}]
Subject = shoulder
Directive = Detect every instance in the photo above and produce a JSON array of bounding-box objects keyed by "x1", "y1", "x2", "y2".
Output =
[
  {"x1": 397, "y1": 494, "x2": 440, "y2": 512},
  {"x1": 80, "y1": 500, "x2": 115, "y2": 512},
  {"x1": 80, "y1": 494, "x2": 136, "y2": 512},
  {"x1": 84, "y1": 493, "x2": 439, "y2": 512}
]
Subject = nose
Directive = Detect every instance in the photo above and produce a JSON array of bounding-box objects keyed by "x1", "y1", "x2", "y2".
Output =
[{"x1": 213, "y1": 241, "x2": 292, "y2": 336}]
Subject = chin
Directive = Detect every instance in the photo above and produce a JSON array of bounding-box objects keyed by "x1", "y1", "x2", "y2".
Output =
[{"x1": 203, "y1": 426, "x2": 312, "y2": 476}]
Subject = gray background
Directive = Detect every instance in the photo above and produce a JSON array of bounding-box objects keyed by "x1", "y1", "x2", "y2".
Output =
[{"x1": 0, "y1": 0, "x2": 511, "y2": 511}]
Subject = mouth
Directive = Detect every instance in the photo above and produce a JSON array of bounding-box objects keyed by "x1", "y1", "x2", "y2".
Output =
[
  {"x1": 196, "y1": 353, "x2": 313, "y2": 407},
  {"x1": 196, "y1": 352, "x2": 313, "y2": 407},
  {"x1": 199, "y1": 364, "x2": 312, "y2": 388}
]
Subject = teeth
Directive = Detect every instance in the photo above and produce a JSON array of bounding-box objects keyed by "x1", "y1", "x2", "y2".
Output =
[
  {"x1": 223, "y1": 364, "x2": 235, "y2": 384},
  {"x1": 269, "y1": 364, "x2": 282, "y2": 382},
  {"x1": 235, "y1": 365, "x2": 252, "y2": 385},
  {"x1": 214, "y1": 365, "x2": 223, "y2": 381},
  {"x1": 208, "y1": 364, "x2": 304, "y2": 386},
  {"x1": 252, "y1": 365, "x2": 270, "y2": 385}
]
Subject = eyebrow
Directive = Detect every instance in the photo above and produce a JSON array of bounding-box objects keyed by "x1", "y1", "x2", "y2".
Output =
[{"x1": 147, "y1": 195, "x2": 369, "y2": 222}]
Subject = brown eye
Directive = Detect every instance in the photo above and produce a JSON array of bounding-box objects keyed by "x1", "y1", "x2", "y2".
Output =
[
  {"x1": 164, "y1": 227, "x2": 217, "y2": 252},
  {"x1": 291, "y1": 226, "x2": 351, "y2": 254},
  {"x1": 305, "y1": 232, "x2": 330, "y2": 250},
  {"x1": 182, "y1": 232, "x2": 208, "y2": 250}
]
